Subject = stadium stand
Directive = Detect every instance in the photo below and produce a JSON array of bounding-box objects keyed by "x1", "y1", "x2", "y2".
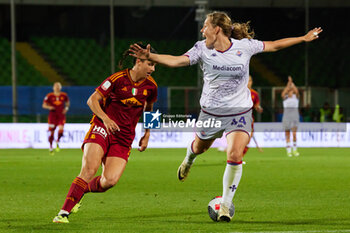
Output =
[
  {"x1": 30, "y1": 37, "x2": 198, "y2": 86},
  {"x1": 0, "y1": 37, "x2": 51, "y2": 86}
]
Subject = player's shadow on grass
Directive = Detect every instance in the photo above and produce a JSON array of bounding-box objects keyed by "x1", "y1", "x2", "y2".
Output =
[
  {"x1": 112, "y1": 211, "x2": 204, "y2": 220},
  {"x1": 195, "y1": 163, "x2": 224, "y2": 167},
  {"x1": 234, "y1": 218, "x2": 350, "y2": 226}
]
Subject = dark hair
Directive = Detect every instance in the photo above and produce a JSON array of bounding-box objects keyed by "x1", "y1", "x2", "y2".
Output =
[
  {"x1": 118, "y1": 42, "x2": 157, "y2": 69},
  {"x1": 207, "y1": 11, "x2": 255, "y2": 40}
]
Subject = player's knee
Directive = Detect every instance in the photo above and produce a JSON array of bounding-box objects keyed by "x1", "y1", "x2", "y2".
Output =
[
  {"x1": 227, "y1": 148, "x2": 242, "y2": 162},
  {"x1": 102, "y1": 176, "x2": 118, "y2": 189},
  {"x1": 80, "y1": 167, "x2": 98, "y2": 181}
]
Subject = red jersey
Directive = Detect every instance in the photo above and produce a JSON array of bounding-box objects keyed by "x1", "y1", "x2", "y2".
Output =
[
  {"x1": 250, "y1": 89, "x2": 260, "y2": 109},
  {"x1": 92, "y1": 68, "x2": 158, "y2": 147},
  {"x1": 43, "y1": 92, "x2": 69, "y2": 115}
]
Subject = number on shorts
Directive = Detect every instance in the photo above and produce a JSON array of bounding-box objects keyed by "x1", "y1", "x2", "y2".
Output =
[{"x1": 231, "y1": 116, "x2": 246, "y2": 126}]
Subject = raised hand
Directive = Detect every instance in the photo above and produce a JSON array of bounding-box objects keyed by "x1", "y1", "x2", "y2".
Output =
[
  {"x1": 304, "y1": 27, "x2": 323, "y2": 42},
  {"x1": 129, "y1": 43, "x2": 151, "y2": 60}
]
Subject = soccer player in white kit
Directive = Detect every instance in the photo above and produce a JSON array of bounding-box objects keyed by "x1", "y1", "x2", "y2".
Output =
[
  {"x1": 129, "y1": 11, "x2": 322, "y2": 222},
  {"x1": 281, "y1": 76, "x2": 300, "y2": 157}
]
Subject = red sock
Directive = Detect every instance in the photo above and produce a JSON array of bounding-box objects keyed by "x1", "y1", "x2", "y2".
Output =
[
  {"x1": 48, "y1": 130, "x2": 55, "y2": 148},
  {"x1": 85, "y1": 176, "x2": 107, "y2": 193},
  {"x1": 57, "y1": 130, "x2": 64, "y2": 142},
  {"x1": 62, "y1": 177, "x2": 88, "y2": 213},
  {"x1": 243, "y1": 146, "x2": 249, "y2": 156}
]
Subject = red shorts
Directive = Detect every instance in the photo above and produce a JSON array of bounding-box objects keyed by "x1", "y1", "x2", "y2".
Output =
[
  {"x1": 82, "y1": 122, "x2": 131, "y2": 161},
  {"x1": 48, "y1": 113, "x2": 66, "y2": 129}
]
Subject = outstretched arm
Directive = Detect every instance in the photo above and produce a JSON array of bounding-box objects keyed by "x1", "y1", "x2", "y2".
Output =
[
  {"x1": 264, "y1": 27, "x2": 322, "y2": 52},
  {"x1": 129, "y1": 44, "x2": 190, "y2": 68}
]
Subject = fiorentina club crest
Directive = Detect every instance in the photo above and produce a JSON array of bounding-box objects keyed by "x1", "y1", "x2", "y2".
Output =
[{"x1": 131, "y1": 88, "x2": 138, "y2": 96}]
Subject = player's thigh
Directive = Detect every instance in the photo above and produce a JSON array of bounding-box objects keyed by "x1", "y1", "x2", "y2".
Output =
[
  {"x1": 226, "y1": 131, "x2": 250, "y2": 162},
  {"x1": 58, "y1": 124, "x2": 64, "y2": 131},
  {"x1": 101, "y1": 157, "x2": 127, "y2": 186},
  {"x1": 79, "y1": 143, "x2": 105, "y2": 181}
]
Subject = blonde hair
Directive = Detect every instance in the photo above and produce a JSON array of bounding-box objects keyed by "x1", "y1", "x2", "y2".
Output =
[{"x1": 207, "y1": 11, "x2": 255, "y2": 40}]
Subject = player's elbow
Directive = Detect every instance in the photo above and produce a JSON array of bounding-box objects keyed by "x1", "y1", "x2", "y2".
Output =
[{"x1": 87, "y1": 95, "x2": 94, "y2": 108}]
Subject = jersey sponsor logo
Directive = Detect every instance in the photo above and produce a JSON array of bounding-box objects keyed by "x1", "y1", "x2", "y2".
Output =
[
  {"x1": 212, "y1": 64, "x2": 243, "y2": 71},
  {"x1": 120, "y1": 97, "x2": 142, "y2": 107},
  {"x1": 92, "y1": 125, "x2": 107, "y2": 138},
  {"x1": 53, "y1": 100, "x2": 62, "y2": 105},
  {"x1": 102, "y1": 80, "x2": 111, "y2": 91}
]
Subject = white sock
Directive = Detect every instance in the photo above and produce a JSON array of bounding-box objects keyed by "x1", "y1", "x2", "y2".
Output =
[
  {"x1": 293, "y1": 141, "x2": 297, "y2": 151},
  {"x1": 58, "y1": 209, "x2": 69, "y2": 216},
  {"x1": 286, "y1": 142, "x2": 292, "y2": 153},
  {"x1": 184, "y1": 140, "x2": 198, "y2": 165},
  {"x1": 222, "y1": 162, "x2": 242, "y2": 207}
]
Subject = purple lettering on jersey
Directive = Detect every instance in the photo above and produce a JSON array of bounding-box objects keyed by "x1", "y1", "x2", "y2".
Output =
[{"x1": 212, "y1": 65, "x2": 243, "y2": 71}]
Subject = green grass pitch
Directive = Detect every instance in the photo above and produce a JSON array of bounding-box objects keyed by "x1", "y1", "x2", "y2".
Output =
[{"x1": 1, "y1": 148, "x2": 350, "y2": 233}]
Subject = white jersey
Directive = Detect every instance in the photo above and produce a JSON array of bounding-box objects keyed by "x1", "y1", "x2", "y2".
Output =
[
  {"x1": 283, "y1": 94, "x2": 299, "y2": 109},
  {"x1": 184, "y1": 38, "x2": 264, "y2": 116},
  {"x1": 282, "y1": 94, "x2": 299, "y2": 123}
]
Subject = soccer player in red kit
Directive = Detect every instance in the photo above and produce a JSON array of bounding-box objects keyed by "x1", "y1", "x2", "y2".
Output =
[
  {"x1": 53, "y1": 43, "x2": 158, "y2": 223},
  {"x1": 42, "y1": 82, "x2": 70, "y2": 154},
  {"x1": 243, "y1": 75, "x2": 263, "y2": 155}
]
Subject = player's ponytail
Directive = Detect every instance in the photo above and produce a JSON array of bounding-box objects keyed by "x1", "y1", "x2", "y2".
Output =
[
  {"x1": 207, "y1": 11, "x2": 255, "y2": 40},
  {"x1": 118, "y1": 42, "x2": 157, "y2": 69},
  {"x1": 231, "y1": 21, "x2": 255, "y2": 40}
]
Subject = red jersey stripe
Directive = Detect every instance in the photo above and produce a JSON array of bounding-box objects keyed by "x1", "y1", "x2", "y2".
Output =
[{"x1": 110, "y1": 72, "x2": 125, "y2": 82}]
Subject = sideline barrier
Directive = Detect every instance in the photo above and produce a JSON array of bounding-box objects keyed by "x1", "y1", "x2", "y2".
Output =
[{"x1": 0, "y1": 123, "x2": 349, "y2": 149}]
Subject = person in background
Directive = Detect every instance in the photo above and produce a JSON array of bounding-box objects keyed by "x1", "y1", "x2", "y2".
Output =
[
  {"x1": 42, "y1": 82, "x2": 70, "y2": 155},
  {"x1": 320, "y1": 102, "x2": 332, "y2": 122},
  {"x1": 333, "y1": 104, "x2": 344, "y2": 122},
  {"x1": 281, "y1": 76, "x2": 300, "y2": 157}
]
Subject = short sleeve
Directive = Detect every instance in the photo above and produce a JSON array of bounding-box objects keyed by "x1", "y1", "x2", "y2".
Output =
[
  {"x1": 96, "y1": 77, "x2": 115, "y2": 98},
  {"x1": 147, "y1": 86, "x2": 158, "y2": 104},
  {"x1": 242, "y1": 38, "x2": 264, "y2": 56},
  {"x1": 183, "y1": 41, "x2": 203, "y2": 65},
  {"x1": 43, "y1": 94, "x2": 49, "y2": 104},
  {"x1": 63, "y1": 93, "x2": 69, "y2": 102}
]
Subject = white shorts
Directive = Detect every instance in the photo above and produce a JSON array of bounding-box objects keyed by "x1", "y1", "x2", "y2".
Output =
[
  {"x1": 195, "y1": 109, "x2": 252, "y2": 140},
  {"x1": 282, "y1": 110, "x2": 299, "y2": 130},
  {"x1": 282, "y1": 119, "x2": 299, "y2": 130}
]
